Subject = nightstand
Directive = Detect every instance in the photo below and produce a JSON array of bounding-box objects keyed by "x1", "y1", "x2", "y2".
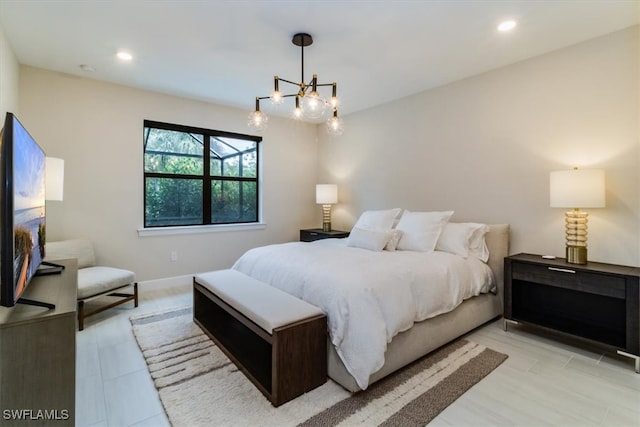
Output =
[
  {"x1": 504, "y1": 253, "x2": 640, "y2": 372},
  {"x1": 300, "y1": 229, "x2": 349, "y2": 242}
]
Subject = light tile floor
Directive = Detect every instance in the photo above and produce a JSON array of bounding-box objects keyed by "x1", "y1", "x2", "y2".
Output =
[{"x1": 76, "y1": 280, "x2": 640, "y2": 426}]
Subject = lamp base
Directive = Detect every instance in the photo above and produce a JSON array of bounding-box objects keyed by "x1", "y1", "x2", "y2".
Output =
[
  {"x1": 566, "y1": 245, "x2": 587, "y2": 264},
  {"x1": 321, "y1": 204, "x2": 332, "y2": 232}
]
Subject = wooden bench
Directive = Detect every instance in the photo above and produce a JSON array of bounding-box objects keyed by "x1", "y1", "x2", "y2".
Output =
[{"x1": 193, "y1": 269, "x2": 327, "y2": 406}]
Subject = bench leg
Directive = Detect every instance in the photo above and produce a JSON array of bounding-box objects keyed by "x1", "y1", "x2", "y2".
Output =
[{"x1": 133, "y1": 282, "x2": 139, "y2": 307}]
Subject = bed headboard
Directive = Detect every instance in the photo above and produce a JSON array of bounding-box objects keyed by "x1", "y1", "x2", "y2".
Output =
[{"x1": 485, "y1": 224, "x2": 510, "y2": 294}]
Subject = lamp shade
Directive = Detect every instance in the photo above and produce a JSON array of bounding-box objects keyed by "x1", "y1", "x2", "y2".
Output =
[
  {"x1": 316, "y1": 184, "x2": 338, "y2": 204},
  {"x1": 550, "y1": 169, "x2": 605, "y2": 208},
  {"x1": 45, "y1": 157, "x2": 64, "y2": 201}
]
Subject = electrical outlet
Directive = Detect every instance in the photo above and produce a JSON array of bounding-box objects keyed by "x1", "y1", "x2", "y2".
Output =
[{"x1": 170, "y1": 251, "x2": 178, "y2": 262}]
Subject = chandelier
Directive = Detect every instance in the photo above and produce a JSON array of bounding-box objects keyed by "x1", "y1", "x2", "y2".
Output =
[{"x1": 248, "y1": 33, "x2": 344, "y2": 136}]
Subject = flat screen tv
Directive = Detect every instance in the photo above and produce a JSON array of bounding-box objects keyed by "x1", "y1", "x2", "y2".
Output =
[{"x1": 0, "y1": 112, "x2": 48, "y2": 307}]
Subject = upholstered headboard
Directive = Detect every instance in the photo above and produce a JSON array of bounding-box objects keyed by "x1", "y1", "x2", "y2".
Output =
[{"x1": 484, "y1": 224, "x2": 510, "y2": 295}]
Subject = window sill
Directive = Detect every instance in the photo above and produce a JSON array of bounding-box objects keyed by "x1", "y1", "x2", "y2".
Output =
[{"x1": 137, "y1": 222, "x2": 267, "y2": 237}]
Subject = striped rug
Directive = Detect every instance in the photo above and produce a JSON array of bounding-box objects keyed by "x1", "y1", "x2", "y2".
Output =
[{"x1": 131, "y1": 307, "x2": 507, "y2": 427}]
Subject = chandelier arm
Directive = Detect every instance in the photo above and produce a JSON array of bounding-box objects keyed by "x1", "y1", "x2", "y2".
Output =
[
  {"x1": 304, "y1": 78, "x2": 315, "y2": 91},
  {"x1": 256, "y1": 93, "x2": 299, "y2": 100},
  {"x1": 315, "y1": 83, "x2": 336, "y2": 87},
  {"x1": 276, "y1": 77, "x2": 301, "y2": 86}
]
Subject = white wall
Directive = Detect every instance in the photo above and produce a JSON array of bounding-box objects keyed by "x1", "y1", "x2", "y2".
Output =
[
  {"x1": 19, "y1": 67, "x2": 319, "y2": 280},
  {"x1": 14, "y1": 25, "x2": 640, "y2": 280},
  {"x1": 0, "y1": 22, "x2": 19, "y2": 119},
  {"x1": 318, "y1": 26, "x2": 639, "y2": 266}
]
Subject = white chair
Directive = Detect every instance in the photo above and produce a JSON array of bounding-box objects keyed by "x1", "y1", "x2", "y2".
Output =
[{"x1": 45, "y1": 239, "x2": 138, "y2": 330}]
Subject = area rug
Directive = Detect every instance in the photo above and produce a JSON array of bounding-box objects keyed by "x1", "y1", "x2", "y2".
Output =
[{"x1": 131, "y1": 307, "x2": 507, "y2": 426}]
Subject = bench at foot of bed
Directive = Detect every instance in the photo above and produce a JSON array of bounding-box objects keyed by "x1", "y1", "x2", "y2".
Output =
[{"x1": 193, "y1": 269, "x2": 327, "y2": 406}]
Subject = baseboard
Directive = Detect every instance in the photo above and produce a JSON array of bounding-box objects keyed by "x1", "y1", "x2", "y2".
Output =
[{"x1": 138, "y1": 274, "x2": 193, "y2": 288}]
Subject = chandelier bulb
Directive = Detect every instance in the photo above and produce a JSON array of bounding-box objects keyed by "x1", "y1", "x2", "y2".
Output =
[
  {"x1": 271, "y1": 76, "x2": 283, "y2": 105},
  {"x1": 293, "y1": 96, "x2": 303, "y2": 120},
  {"x1": 330, "y1": 82, "x2": 339, "y2": 108},
  {"x1": 270, "y1": 90, "x2": 283, "y2": 105},
  {"x1": 248, "y1": 98, "x2": 268, "y2": 132},
  {"x1": 301, "y1": 90, "x2": 326, "y2": 119},
  {"x1": 326, "y1": 111, "x2": 344, "y2": 136}
]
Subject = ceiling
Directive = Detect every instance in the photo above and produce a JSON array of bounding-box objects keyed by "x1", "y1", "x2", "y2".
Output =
[{"x1": 1, "y1": 1, "x2": 638, "y2": 120}]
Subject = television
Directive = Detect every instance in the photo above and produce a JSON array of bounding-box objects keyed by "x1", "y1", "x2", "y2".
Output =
[{"x1": 0, "y1": 112, "x2": 50, "y2": 308}]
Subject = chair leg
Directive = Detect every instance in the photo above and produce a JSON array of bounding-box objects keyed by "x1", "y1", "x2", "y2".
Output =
[
  {"x1": 78, "y1": 300, "x2": 85, "y2": 331},
  {"x1": 76, "y1": 283, "x2": 137, "y2": 330}
]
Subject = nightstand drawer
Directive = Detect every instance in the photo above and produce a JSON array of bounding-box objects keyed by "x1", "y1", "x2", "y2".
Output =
[
  {"x1": 512, "y1": 262, "x2": 626, "y2": 299},
  {"x1": 302, "y1": 230, "x2": 323, "y2": 241}
]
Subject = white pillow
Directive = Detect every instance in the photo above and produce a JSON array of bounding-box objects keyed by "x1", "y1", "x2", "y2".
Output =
[
  {"x1": 396, "y1": 210, "x2": 454, "y2": 252},
  {"x1": 353, "y1": 208, "x2": 402, "y2": 231},
  {"x1": 346, "y1": 227, "x2": 392, "y2": 251},
  {"x1": 469, "y1": 225, "x2": 491, "y2": 262},
  {"x1": 436, "y1": 222, "x2": 488, "y2": 259},
  {"x1": 384, "y1": 229, "x2": 403, "y2": 251}
]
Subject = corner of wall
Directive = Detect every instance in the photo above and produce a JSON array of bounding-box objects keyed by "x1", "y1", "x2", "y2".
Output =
[{"x1": 0, "y1": 21, "x2": 20, "y2": 119}]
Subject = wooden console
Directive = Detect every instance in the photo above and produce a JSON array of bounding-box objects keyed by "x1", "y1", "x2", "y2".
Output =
[{"x1": 0, "y1": 259, "x2": 77, "y2": 426}]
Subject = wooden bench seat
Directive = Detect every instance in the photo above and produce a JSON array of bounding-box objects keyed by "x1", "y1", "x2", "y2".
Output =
[{"x1": 193, "y1": 269, "x2": 327, "y2": 406}]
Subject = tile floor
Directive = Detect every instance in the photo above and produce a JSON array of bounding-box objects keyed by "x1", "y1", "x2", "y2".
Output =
[{"x1": 76, "y1": 279, "x2": 640, "y2": 426}]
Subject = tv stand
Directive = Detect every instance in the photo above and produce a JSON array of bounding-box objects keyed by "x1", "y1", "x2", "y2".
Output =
[
  {"x1": 0, "y1": 258, "x2": 77, "y2": 426},
  {"x1": 36, "y1": 260, "x2": 66, "y2": 276},
  {"x1": 16, "y1": 297, "x2": 55, "y2": 309}
]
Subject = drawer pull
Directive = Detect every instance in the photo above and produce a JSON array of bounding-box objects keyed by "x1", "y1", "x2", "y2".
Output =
[{"x1": 548, "y1": 267, "x2": 576, "y2": 274}]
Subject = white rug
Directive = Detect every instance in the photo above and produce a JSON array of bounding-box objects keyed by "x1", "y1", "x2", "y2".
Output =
[{"x1": 131, "y1": 307, "x2": 507, "y2": 427}]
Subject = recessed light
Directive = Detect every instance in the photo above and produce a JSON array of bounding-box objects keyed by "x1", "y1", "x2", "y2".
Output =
[
  {"x1": 497, "y1": 20, "x2": 517, "y2": 32},
  {"x1": 116, "y1": 51, "x2": 133, "y2": 61}
]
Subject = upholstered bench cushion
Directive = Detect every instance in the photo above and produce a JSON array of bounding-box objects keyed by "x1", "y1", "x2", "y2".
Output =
[
  {"x1": 195, "y1": 269, "x2": 324, "y2": 334},
  {"x1": 78, "y1": 266, "x2": 136, "y2": 299}
]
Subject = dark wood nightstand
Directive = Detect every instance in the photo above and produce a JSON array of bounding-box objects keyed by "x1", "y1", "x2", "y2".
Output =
[
  {"x1": 504, "y1": 253, "x2": 640, "y2": 372},
  {"x1": 300, "y1": 229, "x2": 349, "y2": 242}
]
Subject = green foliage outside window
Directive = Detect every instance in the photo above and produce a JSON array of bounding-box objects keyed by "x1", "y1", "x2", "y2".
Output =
[{"x1": 143, "y1": 121, "x2": 260, "y2": 227}]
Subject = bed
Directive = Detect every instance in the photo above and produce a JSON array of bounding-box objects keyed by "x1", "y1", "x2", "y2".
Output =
[{"x1": 232, "y1": 218, "x2": 510, "y2": 392}]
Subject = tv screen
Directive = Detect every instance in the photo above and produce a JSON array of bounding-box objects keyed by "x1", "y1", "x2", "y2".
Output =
[{"x1": 0, "y1": 112, "x2": 46, "y2": 307}]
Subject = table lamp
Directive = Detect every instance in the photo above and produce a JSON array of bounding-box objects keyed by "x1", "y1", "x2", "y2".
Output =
[
  {"x1": 316, "y1": 184, "x2": 338, "y2": 232},
  {"x1": 45, "y1": 157, "x2": 64, "y2": 201},
  {"x1": 550, "y1": 168, "x2": 605, "y2": 264}
]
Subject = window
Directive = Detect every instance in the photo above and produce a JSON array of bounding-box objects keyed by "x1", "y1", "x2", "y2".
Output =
[{"x1": 143, "y1": 120, "x2": 261, "y2": 228}]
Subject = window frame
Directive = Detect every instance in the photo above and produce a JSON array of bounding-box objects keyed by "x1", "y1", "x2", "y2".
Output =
[{"x1": 143, "y1": 120, "x2": 262, "y2": 229}]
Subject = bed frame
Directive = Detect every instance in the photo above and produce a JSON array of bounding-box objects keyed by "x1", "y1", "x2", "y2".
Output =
[{"x1": 329, "y1": 223, "x2": 510, "y2": 392}]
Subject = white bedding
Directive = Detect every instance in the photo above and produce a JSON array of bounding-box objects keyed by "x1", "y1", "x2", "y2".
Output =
[{"x1": 232, "y1": 238, "x2": 495, "y2": 390}]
